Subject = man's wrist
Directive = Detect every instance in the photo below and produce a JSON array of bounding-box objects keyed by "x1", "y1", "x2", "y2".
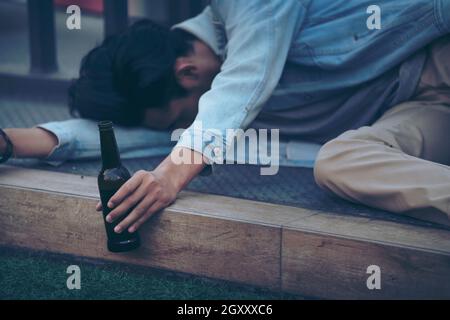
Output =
[{"x1": 156, "y1": 148, "x2": 207, "y2": 193}]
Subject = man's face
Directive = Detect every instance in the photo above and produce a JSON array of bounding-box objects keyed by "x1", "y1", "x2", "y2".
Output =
[
  {"x1": 144, "y1": 39, "x2": 221, "y2": 131},
  {"x1": 143, "y1": 94, "x2": 201, "y2": 131}
]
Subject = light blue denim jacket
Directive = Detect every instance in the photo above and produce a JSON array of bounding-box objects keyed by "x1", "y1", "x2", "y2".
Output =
[
  {"x1": 173, "y1": 0, "x2": 450, "y2": 163},
  {"x1": 39, "y1": 0, "x2": 450, "y2": 170}
]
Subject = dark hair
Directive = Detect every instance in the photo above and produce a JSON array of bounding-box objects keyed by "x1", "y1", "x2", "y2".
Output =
[{"x1": 68, "y1": 20, "x2": 196, "y2": 126}]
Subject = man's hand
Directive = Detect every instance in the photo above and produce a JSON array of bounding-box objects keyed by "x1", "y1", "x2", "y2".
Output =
[
  {"x1": 97, "y1": 169, "x2": 178, "y2": 234},
  {"x1": 96, "y1": 148, "x2": 207, "y2": 233}
]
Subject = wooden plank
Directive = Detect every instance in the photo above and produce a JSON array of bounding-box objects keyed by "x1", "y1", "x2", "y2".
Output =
[
  {"x1": 282, "y1": 212, "x2": 450, "y2": 299},
  {"x1": 283, "y1": 210, "x2": 450, "y2": 255},
  {"x1": 0, "y1": 181, "x2": 281, "y2": 289},
  {"x1": 1, "y1": 166, "x2": 449, "y2": 298},
  {"x1": 282, "y1": 229, "x2": 450, "y2": 299},
  {"x1": 0, "y1": 165, "x2": 98, "y2": 197},
  {"x1": 0, "y1": 166, "x2": 314, "y2": 226}
]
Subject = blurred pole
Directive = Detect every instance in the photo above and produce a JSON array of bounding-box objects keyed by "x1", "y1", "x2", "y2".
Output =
[
  {"x1": 27, "y1": 0, "x2": 58, "y2": 73},
  {"x1": 103, "y1": 0, "x2": 129, "y2": 38}
]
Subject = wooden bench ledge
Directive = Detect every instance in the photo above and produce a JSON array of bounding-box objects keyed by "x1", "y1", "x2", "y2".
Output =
[{"x1": 0, "y1": 165, "x2": 449, "y2": 299}]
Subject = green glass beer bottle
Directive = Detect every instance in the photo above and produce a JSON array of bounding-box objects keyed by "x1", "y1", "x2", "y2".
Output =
[{"x1": 98, "y1": 121, "x2": 141, "y2": 252}]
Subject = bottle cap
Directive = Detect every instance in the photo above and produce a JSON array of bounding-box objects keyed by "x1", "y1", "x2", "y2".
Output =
[{"x1": 98, "y1": 121, "x2": 113, "y2": 130}]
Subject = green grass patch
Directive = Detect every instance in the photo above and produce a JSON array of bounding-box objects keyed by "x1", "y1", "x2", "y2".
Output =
[{"x1": 0, "y1": 248, "x2": 301, "y2": 300}]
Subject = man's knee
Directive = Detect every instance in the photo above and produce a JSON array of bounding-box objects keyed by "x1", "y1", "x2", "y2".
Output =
[
  {"x1": 314, "y1": 138, "x2": 345, "y2": 191},
  {"x1": 313, "y1": 128, "x2": 376, "y2": 191}
]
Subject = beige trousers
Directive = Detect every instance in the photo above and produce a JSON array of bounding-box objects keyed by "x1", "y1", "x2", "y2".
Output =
[{"x1": 314, "y1": 36, "x2": 450, "y2": 226}]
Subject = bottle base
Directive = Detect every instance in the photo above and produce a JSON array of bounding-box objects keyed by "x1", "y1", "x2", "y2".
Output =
[{"x1": 107, "y1": 237, "x2": 141, "y2": 253}]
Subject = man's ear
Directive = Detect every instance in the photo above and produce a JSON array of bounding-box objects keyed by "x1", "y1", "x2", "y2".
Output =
[{"x1": 174, "y1": 58, "x2": 199, "y2": 90}]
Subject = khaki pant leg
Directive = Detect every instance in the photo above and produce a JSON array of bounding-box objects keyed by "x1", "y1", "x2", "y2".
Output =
[{"x1": 314, "y1": 101, "x2": 450, "y2": 226}]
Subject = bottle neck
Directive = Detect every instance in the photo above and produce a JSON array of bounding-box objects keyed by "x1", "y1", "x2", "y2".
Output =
[{"x1": 99, "y1": 128, "x2": 122, "y2": 169}]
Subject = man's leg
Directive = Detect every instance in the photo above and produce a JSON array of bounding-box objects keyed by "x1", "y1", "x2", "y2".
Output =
[{"x1": 314, "y1": 101, "x2": 450, "y2": 225}]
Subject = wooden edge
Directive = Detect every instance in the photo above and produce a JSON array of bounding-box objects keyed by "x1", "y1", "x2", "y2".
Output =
[
  {"x1": 1, "y1": 166, "x2": 449, "y2": 252},
  {"x1": 282, "y1": 229, "x2": 450, "y2": 299},
  {"x1": 1, "y1": 166, "x2": 449, "y2": 298},
  {"x1": 0, "y1": 177, "x2": 282, "y2": 289}
]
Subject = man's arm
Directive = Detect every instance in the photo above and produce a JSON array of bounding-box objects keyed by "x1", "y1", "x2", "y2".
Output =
[
  {"x1": 0, "y1": 128, "x2": 58, "y2": 158},
  {"x1": 105, "y1": 0, "x2": 307, "y2": 233},
  {"x1": 176, "y1": 0, "x2": 305, "y2": 162}
]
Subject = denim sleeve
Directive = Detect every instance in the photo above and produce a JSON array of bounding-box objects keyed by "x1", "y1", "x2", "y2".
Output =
[
  {"x1": 175, "y1": 0, "x2": 306, "y2": 163},
  {"x1": 37, "y1": 119, "x2": 175, "y2": 165}
]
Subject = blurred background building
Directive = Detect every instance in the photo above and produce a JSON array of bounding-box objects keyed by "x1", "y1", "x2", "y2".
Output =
[{"x1": 0, "y1": 0, "x2": 208, "y2": 100}]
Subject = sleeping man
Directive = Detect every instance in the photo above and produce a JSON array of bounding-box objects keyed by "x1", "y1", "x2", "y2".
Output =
[{"x1": 1, "y1": 0, "x2": 449, "y2": 232}]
